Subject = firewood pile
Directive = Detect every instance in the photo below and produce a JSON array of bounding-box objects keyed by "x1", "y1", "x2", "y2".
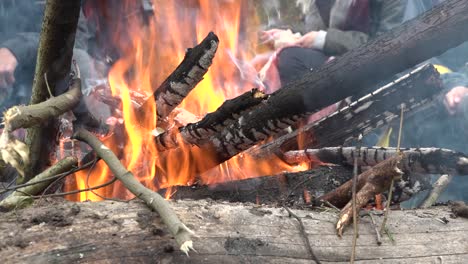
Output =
[{"x1": 1, "y1": 0, "x2": 468, "y2": 263}]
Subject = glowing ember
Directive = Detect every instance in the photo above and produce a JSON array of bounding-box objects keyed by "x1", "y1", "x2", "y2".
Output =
[{"x1": 65, "y1": 0, "x2": 307, "y2": 201}]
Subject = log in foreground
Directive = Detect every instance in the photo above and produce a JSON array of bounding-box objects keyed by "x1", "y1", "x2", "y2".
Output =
[
  {"x1": 141, "y1": 32, "x2": 219, "y2": 124},
  {"x1": 73, "y1": 128, "x2": 193, "y2": 254},
  {"x1": 25, "y1": 0, "x2": 81, "y2": 182},
  {"x1": 250, "y1": 64, "x2": 442, "y2": 160},
  {"x1": 0, "y1": 199, "x2": 466, "y2": 263},
  {"x1": 284, "y1": 147, "x2": 468, "y2": 175},
  {"x1": 198, "y1": 0, "x2": 468, "y2": 170}
]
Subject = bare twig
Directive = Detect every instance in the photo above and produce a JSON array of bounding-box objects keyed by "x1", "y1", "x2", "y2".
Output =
[
  {"x1": 32, "y1": 177, "x2": 117, "y2": 199},
  {"x1": 283, "y1": 206, "x2": 321, "y2": 264},
  {"x1": 73, "y1": 128, "x2": 194, "y2": 254},
  {"x1": 0, "y1": 157, "x2": 78, "y2": 210},
  {"x1": 351, "y1": 134, "x2": 362, "y2": 264},
  {"x1": 364, "y1": 211, "x2": 382, "y2": 245},
  {"x1": 380, "y1": 104, "x2": 405, "y2": 235}
]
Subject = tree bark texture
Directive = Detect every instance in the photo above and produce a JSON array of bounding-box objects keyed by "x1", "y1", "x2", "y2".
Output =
[
  {"x1": 0, "y1": 199, "x2": 466, "y2": 263},
  {"x1": 24, "y1": 0, "x2": 81, "y2": 182}
]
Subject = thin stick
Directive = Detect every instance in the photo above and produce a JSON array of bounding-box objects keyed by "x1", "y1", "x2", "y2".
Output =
[
  {"x1": 380, "y1": 104, "x2": 404, "y2": 235},
  {"x1": 366, "y1": 211, "x2": 382, "y2": 245},
  {"x1": 283, "y1": 206, "x2": 321, "y2": 264},
  {"x1": 350, "y1": 134, "x2": 362, "y2": 264},
  {"x1": 32, "y1": 177, "x2": 117, "y2": 199},
  {"x1": 73, "y1": 128, "x2": 194, "y2": 254}
]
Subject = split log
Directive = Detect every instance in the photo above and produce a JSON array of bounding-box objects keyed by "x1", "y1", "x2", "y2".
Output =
[
  {"x1": 196, "y1": 0, "x2": 468, "y2": 169},
  {"x1": 284, "y1": 147, "x2": 468, "y2": 175},
  {"x1": 249, "y1": 64, "x2": 442, "y2": 160},
  {"x1": 24, "y1": 0, "x2": 81, "y2": 182},
  {"x1": 420, "y1": 174, "x2": 453, "y2": 209},
  {"x1": 155, "y1": 88, "x2": 267, "y2": 151},
  {"x1": 0, "y1": 199, "x2": 466, "y2": 263},
  {"x1": 140, "y1": 32, "x2": 219, "y2": 125}
]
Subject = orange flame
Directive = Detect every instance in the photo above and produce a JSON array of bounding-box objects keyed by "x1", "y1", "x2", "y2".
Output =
[{"x1": 65, "y1": 0, "x2": 307, "y2": 201}]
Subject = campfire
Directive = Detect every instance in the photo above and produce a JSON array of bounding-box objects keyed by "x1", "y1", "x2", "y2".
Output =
[{"x1": 1, "y1": 0, "x2": 468, "y2": 263}]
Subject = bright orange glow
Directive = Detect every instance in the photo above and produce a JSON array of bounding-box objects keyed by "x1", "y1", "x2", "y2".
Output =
[{"x1": 65, "y1": 0, "x2": 308, "y2": 201}]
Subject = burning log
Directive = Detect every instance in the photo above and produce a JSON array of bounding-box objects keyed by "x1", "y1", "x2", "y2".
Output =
[
  {"x1": 73, "y1": 128, "x2": 194, "y2": 254},
  {"x1": 192, "y1": 0, "x2": 468, "y2": 171},
  {"x1": 24, "y1": 0, "x2": 81, "y2": 182},
  {"x1": 0, "y1": 157, "x2": 77, "y2": 211},
  {"x1": 0, "y1": 199, "x2": 467, "y2": 263},
  {"x1": 284, "y1": 147, "x2": 468, "y2": 175},
  {"x1": 155, "y1": 88, "x2": 268, "y2": 151},
  {"x1": 160, "y1": 165, "x2": 353, "y2": 204},
  {"x1": 249, "y1": 64, "x2": 442, "y2": 160},
  {"x1": 140, "y1": 32, "x2": 219, "y2": 125},
  {"x1": 326, "y1": 154, "x2": 404, "y2": 236}
]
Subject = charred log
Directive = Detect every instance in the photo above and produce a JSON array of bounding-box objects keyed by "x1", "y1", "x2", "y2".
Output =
[
  {"x1": 140, "y1": 32, "x2": 219, "y2": 125},
  {"x1": 249, "y1": 64, "x2": 442, "y2": 160},
  {"x1": 284, "y1": 147, "x2": 468, "y2": 175},
  {"x1": 196, "y1": 0, "x2": 468, "y2": 169},
  {"x1": 155, "y1": 88, "x2": 268, "y2": 151},
  {"x1": 24, "y1": 0, "x2": 81, "y2": 182}
]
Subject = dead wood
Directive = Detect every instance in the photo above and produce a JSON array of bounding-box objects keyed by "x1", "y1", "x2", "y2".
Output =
[
  {"x1": 193, "y1": 0, "x2": 468, "y2": 171},
  {"x1": 420, "y1": 174, "x2": 453, "y2": 209},
  {"x1": 319, "y1": 155, "x2": 404, "y2": 208},
  {"x1": 332, "y1": 154, "x2": 404, "y2": 236},
  {"x1": 450, "y1": 201, "x2": 468, "y2": 218},
  {"x1": 249, "y1": 64, "x2": 442, "y2": 160},
  {"x1": 0, "y1": 199, "x2": 466, "y2": 263},
  {"x1": 140, "y1": 32, "x2": 219, "y2": 125},
  {"x1": 155, "y1": 88, "x2": 267, "y2": 151},
  {"x1": 24, "y1": 0, "x2": 81, "y2": 183},
  {"x1": 160, "y1": 165, "x2": 353, "y2": 205},
  {"x1": 284, "y1": 147, "x2": 468, "y2": 175},
  {"x1": 73, "y1": 128, "x2": 194, "y2": 254},
  {"x1": 0, "y1": 157, "x2": 77, "y2": 211}
]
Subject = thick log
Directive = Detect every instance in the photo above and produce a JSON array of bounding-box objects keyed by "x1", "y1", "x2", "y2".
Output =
[
  {"x1": 140, "y1": 32, "x2": 219, "y2": 124},
  {"x1": 195, "y1": 0, "x2": 468, "y2": 172},
  {"x1": 24, "y1": 0, "x2": 81, "y2": 182},
  {"x1": 284, "y1": 147, "x2": 468, "y2": 175},
  {"x1": 155, "y1": 88, "x2": 267, "y2": 151},
  {"x1": 0, "y1": 199, "x2": 466, "y2": 263},
  {"x1": 249, "y1": 64, "x2": 442, "y2": 160},
  {"x1": 160, "y1": 166, "x2": 353, "y2": 204}
]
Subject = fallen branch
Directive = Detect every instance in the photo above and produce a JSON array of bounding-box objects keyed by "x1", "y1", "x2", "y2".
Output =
[
  {"x1": 284, "y1": 147, "x2": 468, "y2": 175},
  {"x1": 73, "y1": 128, "x2": 194, "y2": 254},
  {"x1": 420, "y1": 174, "x2": 453, "y2": 209},
  {"x1": 0, "y1": 157, "x2": 77, "y2": 211}
]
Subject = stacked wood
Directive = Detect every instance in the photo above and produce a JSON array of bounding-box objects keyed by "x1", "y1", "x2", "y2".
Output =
[
  {"x1": 284, "y1": 147, "x2": 468, "y2": 175},
  {"x1": 249, "y1": 64, "x2": 442, "y2": 160},
  {"x1": 196, "y1": 0, "x2": 468, "y2": 169},
  {"x1": 0, "y1": 199, "x2": 466, "y2": 263}
]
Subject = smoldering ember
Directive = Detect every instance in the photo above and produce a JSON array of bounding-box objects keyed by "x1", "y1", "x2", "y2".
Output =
[{"x1": 1, "y1": 0, "x2": 468, "y2": 263}]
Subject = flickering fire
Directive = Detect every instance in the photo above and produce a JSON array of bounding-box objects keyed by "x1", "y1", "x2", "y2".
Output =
[{"x1": 65, "y1": 0, "x2": 307, "y2": 201}]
